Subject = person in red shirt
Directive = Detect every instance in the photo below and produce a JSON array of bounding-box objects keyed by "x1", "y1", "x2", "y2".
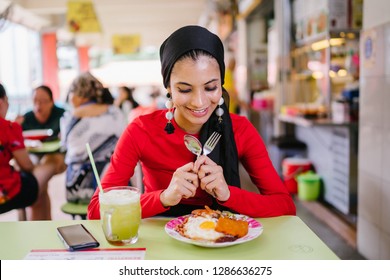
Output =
[
  {"x1": 88, "y1": 26, "x2": 296, "y2": 219},
  {"x1": 0, "y1": 83, "x2": 57, "y2": 220}
]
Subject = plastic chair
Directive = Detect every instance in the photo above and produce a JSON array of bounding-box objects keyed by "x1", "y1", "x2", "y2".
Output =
[{"x1": 61, "y1": 202, "x2": 89, "y2": 220}]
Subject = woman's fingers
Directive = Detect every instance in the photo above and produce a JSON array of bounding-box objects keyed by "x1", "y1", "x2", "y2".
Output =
[
  {"x1": 197, "y1": 162, "x2": 221, "y2": 179},
  {"x1": 193, "y1": 155, "x2": 216, "y2": 172},
  {"x1": 160, "y1": 162, "x2": 199, "y2": 207},
  {"x1": 197, "y1": 164, "x2": 230, "y2": 201}
]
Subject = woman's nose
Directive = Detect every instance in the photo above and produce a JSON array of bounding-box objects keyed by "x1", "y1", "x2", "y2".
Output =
[{"x1": 191, "y1": 90, "x2": 206, "y2": 107}]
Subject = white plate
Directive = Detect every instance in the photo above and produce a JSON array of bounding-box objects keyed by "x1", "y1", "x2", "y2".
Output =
[
  {"x1": 23, "y1": 129, "x2": 53, "y2": 140},
  {"x1": 24, "y1": 139, "x2": 43, "y2": 148},
  {"x1": 165, "y1": 214, "x2": 263, "y2": 248}
]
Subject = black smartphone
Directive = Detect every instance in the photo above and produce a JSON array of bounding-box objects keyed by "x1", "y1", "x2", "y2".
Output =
[{"x1": 57, "y1": 224, "x2": 100, "y2": 251}]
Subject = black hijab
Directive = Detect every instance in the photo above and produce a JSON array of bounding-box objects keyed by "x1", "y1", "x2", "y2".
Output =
[
  {"x1": 160, "y1": 25, "x2": 225, "y2": 88},
  {"x1": 159, "y1": 25, "x2": 241, "y2": 214}
]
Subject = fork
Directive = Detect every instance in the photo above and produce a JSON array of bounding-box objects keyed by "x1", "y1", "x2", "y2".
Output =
[{"x1": 203, "y1": 132, "x2": 221, "y2": 156}]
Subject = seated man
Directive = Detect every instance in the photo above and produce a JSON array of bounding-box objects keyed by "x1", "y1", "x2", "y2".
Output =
[{"x1": 16, "y1": 85, "x2": 66, "y2": 220}]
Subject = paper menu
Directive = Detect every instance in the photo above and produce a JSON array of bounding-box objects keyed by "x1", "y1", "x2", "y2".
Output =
[{"x1": 24, "y1": 248, "x2": 146, "y2": 260}]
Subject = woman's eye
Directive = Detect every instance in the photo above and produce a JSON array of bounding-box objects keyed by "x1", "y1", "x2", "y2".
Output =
[
  {"x1": 178, "y1": 88, "x2": 191, "y2": 93},
  {"x1": 177, "y1": 86, "x2": 217, "y2": 93},
  {"x1": 205, "y1": 86, "x2": 217, "y2": 92}
]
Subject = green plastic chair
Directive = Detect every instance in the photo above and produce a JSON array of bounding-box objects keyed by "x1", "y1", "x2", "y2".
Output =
[{"x1": 61, "y1": 202, "x2": 89, "y2": 220}]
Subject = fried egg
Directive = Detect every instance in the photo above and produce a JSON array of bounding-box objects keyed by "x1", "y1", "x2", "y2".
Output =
[{"x1": 183, "y1": 215, "x2": 224, "y2": 241}]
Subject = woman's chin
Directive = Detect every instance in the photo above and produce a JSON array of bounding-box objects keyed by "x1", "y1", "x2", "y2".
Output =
[{"x1": 191, "y1": 115, "x2": 212, "y2": 126}]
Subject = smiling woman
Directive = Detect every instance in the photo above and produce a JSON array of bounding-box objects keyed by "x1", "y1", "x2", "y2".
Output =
[{"x1": 87, "y1": 25, "x2": 296, "y2": 220}]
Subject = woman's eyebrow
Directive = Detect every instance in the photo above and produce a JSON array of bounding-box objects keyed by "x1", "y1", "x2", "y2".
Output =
[
  {"x1": 176, "y1": 82, "x2": 192, "y2": 86},
  {"x1": 176, "y1": 79, "x2": 219, "y2": 87},
  {"x1": 205, "y1": 79, "x2": 219, "y2": 85}
]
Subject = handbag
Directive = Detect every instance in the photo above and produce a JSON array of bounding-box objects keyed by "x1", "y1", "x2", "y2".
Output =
[{"x1": 65, "y1": 135, "x2": 119, "y2": 203}]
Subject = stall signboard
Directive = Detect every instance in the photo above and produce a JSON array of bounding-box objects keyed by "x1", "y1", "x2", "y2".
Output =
[
  {"x1": 66, "y1": 0, "x2": 101, "y2": 33},
  {"x1": 111, "y1": 34, "x2": 141, "y2": 55}
]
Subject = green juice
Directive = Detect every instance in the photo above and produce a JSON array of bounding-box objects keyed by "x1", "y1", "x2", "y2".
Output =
[{"x1": 99, "y1": 188, "x2": 141, "y2": 245}]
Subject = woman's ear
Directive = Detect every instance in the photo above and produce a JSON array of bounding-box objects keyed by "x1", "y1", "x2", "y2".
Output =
[{"x1": 222, "y1": 89, "x2": 230, "y2": 111}]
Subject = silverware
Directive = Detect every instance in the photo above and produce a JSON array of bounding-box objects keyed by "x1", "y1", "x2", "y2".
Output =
[
  {"x1": 184, "y1": 131, "x2": 221, "y2": 159},
  {"x1": 184, "y1": 132, "x2": 221, "y2": 199},
  {"x1": 203, "y1": 132, "x2": 221, "y2": 198},
  {"x1": 184, "y1": 135, "x2": 202, "y2": 158},
  {"x1": 203, "y1": 132, "x2": 221, "y2": 156}
]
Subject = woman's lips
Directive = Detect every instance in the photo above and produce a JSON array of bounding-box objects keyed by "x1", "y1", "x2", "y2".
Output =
[{"x1": 189, "y1": 107, "x2": 208, "y2": 117}]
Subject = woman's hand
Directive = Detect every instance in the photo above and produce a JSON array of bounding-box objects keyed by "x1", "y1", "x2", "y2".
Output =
[
  {"x1": 160, "y1": 162, "x2": 199, "y2": 207},
  {"x1": 194, "y1": 155, "x2": 230, "y2": 201}
]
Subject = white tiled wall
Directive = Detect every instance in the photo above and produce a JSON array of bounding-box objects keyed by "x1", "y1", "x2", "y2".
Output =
[{"x1": 358, "y1": 20, "x2": 390, "y2": 259}]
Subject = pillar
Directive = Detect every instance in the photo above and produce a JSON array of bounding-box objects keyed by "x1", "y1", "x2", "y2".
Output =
[
  {"x1": 77, "y1": 46, "x2": 90, "y2": 72},
  {"x1": 41, "y1": 32, "x2": 60, "y2": 100}
]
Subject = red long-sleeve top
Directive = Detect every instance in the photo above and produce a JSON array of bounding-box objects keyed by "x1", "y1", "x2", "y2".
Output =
[{"x1": 88, "y1": 110, "x2": 296, "y2": 219}]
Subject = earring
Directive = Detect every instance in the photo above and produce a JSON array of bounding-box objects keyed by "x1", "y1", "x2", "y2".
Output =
[
  {"x1": 164, "y1": 92, "x2": 175, "y2": 134},
  {"x1": 215, "y1": 96, "x2": 224, "y2": 132}
]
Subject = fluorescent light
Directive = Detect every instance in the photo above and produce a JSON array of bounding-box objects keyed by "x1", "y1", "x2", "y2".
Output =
[
  {"x1": 329, "y1": 38, "x2": 345, "y2": 46},
  {"x1": 329, "y1": 70, "x2": 337, "y2": 78},
  {"x1": 311, "y1": 38, "x2": 346, "y2": 51},
  {"x1": 312, "y1": 71, "x2": 324, "y2": 79},
  {"x1": 337, "y1": 69, "x2": 348, "y2": 77},
  {"x1": 311, "y1": 40, "x2": 329, "y2": 51}
]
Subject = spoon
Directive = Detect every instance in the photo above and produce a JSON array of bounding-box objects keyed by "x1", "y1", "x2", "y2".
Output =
[
  {"x1": 184, "y1": 135, "x2": 202, "y2": 159},
  {"x1": 183, "y1": 134, "x2": 218, "y2": 199}
]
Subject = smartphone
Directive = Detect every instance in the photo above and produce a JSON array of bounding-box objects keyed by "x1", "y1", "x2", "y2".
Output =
[{"x1": 57, "y1": 224, "x2": 100, "y2": 251}]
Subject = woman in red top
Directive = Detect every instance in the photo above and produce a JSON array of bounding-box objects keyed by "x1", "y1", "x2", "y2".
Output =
[
  {"x1": 0, "y1": 83, "x2": 38, "y2": 215},
  {"x1": 88, "y1": 26, "x2": 296, "y2": 219},
  {"x1": 0, "y1": 84, "x2": 57, "y2": 220}
]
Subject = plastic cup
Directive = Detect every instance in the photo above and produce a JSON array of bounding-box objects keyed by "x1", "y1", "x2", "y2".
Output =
[{"x1": 99, "y1": 186, "x2": 141, "y2": 245}]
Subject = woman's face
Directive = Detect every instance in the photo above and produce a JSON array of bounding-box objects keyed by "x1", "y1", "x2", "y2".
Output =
[
  {"x1": 0, "y1": 95, "x2": 9, "y2": 118},
  {"x1": 168, "y1": 55, "x2": 222, "y2": 134},
  {"x1": 118, "y1": 88, "x2": 128, "y2": 101},
  {"x1": 33, "y1": 88, "x2": 54, "y2": 123}
]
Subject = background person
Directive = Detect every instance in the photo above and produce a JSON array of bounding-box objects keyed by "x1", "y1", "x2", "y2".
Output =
[
  {"x1": 15, "y1": 85, "x2": 66, "y2": 219},
  {"x1": 127, "y1": 86, "x2": 161, "y2": 123},
  {"x1": 114, "y1": 86, "x2": 139, "y2": 123},
  {"x1": 87, "y1": 25, "x2": 296, "y2": 219},
  {"x1": 60, "y1": 72, "x2": 126, "y2": 204},
  {"x1": 16, "y1": 85, "x2": 65, "y2": 141},
  {"x1": 0, "y1": 83, "x2": 57, "y2": 220}
]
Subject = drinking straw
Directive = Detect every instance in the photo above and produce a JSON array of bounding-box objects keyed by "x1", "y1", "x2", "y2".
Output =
[{"x1": 86, "y1": 143, "x2": 103, "y2": 193}]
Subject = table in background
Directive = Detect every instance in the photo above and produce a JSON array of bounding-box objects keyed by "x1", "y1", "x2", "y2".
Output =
[
  {"x1": 26, "y1": 140, "x2": 61, "y2": 154},
  {"x1": 0, "y1": 216, "x2": 339, "y2": 260}
]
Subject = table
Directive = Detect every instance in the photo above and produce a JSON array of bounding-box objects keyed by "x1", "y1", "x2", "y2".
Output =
[
  {"x1": 26, "y1": 140, "x2": 61, "y2": 154},
  {"x1": 0, "y1": 216, "x2": 338, "y2": 260}
]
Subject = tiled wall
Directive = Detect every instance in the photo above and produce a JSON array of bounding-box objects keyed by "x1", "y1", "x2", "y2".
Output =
[{"x1": 358, "y1": 21, "x2": 390, "y2": 259}]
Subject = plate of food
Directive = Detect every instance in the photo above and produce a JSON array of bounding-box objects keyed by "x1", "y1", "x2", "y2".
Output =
[
  {"x1": 165, "y1": 206, "x2": 263, "y2": 248},
  {"x1": 22, "y1": 129, "x2": 53, "y2": 140}
]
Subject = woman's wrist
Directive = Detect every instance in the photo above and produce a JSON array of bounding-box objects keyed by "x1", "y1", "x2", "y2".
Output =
[
  {"x1": 159, "y1": 190, "x2": 170, "y2": 208},
  {"x1": 217, "y1": 190, "x2": 230, "y2": 202}
]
